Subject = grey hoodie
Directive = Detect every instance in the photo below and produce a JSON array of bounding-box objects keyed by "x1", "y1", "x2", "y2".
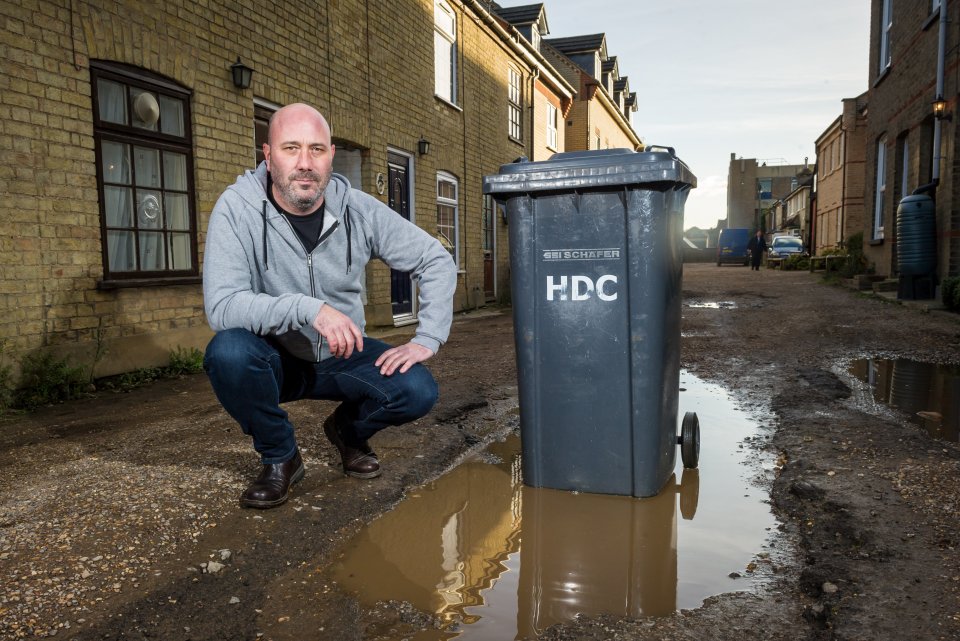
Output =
[{"x1": 203, "y1": 162, "x2": 457, "y2": 362}]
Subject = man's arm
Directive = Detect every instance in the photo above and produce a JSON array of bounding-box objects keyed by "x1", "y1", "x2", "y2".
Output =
[
  {"x1": 356, "y1": 192, "x2": 458, "y2": 359},
  {"x1": 203, "y1": 197, "x2": 322, "y2": 335}
]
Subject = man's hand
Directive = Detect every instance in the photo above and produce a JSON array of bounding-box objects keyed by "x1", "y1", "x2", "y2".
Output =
[
  {"x1": 375, "y1": 342, "x2": 435, "y2": 376},
  {"x1": 312, "y1": 304, "x2": 364, "y2": 358}
]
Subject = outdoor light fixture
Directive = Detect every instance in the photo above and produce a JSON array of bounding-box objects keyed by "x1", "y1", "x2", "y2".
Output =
[
  {"x1": 934, "y1": 96, "x2": 951, "y2": 121},
  {"x1": 418, "y1": 136, "x2": 430, "y2": 155},
  {"x1": 231, "y1": 57, "x2": 254, "y2": 90}
]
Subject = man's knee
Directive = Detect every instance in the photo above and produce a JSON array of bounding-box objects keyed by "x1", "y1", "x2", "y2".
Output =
[
  {"x1": 398, "y1": 365, "x2": 439, "y2": 419},
  {"x1": 206, "y1": 329, "x2": 258, "y2": 363},
  {"x1": 204, "y1": 329, "x2": 274, "y2": 380}
]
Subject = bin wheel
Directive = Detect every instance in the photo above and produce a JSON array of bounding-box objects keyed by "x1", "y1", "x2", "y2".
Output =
[
  {"x1": 679, "y1": 468, "x2": 700, "y2": 520},
  {"x1": 678, "y1": 411, "x2": 700, "y2": 469}
]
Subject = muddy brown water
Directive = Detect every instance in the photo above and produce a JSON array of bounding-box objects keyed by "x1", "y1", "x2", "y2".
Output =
[
  {"x1": 329, "y1": 371, "x2": 777, "y2": 640},
  {"x1": 849, "y1": 357, "x2": 960, "y2": 442}
]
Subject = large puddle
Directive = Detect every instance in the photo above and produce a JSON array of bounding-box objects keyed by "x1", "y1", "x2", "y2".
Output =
[
  {"x1": 329, "y1": 372, "x2": 776, "y2": 639},
  {"x1": 849, "y1": 358, "x2": 960, "y2": 442}
]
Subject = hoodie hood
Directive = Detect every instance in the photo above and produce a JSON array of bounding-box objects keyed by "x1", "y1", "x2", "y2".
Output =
[{"x1": 227, "y1": 163, "x2": 353, "y2": 272}]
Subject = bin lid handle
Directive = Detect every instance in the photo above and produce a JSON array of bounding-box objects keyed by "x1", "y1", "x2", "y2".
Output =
[{"x1": 642, "y1": 144, "x2": 676, "y2": 156}]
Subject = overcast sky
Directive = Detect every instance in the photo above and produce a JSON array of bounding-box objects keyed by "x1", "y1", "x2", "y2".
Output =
[{"x1": 500, "y1": 0, "x2": 872, "y2": 231}]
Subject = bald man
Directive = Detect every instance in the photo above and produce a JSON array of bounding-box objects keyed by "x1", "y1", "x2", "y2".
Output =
[{"x1": 203, "y1": 104, "x2": 457, "y2": 508}]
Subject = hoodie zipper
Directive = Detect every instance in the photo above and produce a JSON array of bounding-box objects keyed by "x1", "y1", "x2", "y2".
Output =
[
  {"x1": 309, "y1": 221, "x2": 340, "y2": 360},
  {"x1": 275, "y1": 214, "x2": 341, "y2": 360}
]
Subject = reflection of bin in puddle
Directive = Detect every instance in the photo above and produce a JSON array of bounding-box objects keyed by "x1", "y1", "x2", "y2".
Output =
[
  {"x1": 890, "y1": 359, "x2": 935, "y2": 417},
  {"x1": 518, "y1": 477, "x2": 680, "y2": 638},
  {"x1": 330, "y1": 437, "x2": 698, "y2": 636},
  {"x1": 484, "y1": 149, "x2": 699, "y2": 497}
]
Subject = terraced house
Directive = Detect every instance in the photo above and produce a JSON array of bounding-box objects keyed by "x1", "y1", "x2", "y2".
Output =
[
  {"x1": 0, "y1": 0, "x2": 642, "y2": 379},
  {"x1": 863, "y1": 0, "x2": 958, "y2": 288}
]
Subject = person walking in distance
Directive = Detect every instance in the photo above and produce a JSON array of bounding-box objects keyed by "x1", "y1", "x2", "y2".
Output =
[
  {"x1": 747, "y1": 229, "x2": 767, "y2": 271},
  {"x1": 202, "y1": 103, "x2": 457, "y2": 509}
]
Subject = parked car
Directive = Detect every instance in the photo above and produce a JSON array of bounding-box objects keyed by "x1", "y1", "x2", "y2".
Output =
[
  {"x1": 716, "y1": 228, "x2": 750, "y2": 266},
  {"x1": 768, "y1": 236, "x2": 806, "y2": 259}
]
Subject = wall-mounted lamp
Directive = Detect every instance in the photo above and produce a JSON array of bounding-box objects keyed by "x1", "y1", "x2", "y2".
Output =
[
  {"x1": 934, "y1": 96, "x2": 951, "y2": 121},
  {"x1": 418, "y1": 136, "x2": 430, "y2": 155},
  {"x1": 231, "y1": 57, "x2": 254, "y2": 90}
]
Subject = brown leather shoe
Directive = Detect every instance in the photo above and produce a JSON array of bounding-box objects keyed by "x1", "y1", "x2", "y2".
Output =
[
  {"x1": 239, "y1": 449, "x2": 305, "y2": 509},
  {"x1": 322, "y1": 414, "x2": 381, "y2": 479}
]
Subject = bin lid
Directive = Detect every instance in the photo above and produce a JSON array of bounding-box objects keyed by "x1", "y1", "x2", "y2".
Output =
[{"x1": 482, "y1": 148, "x2": 697, "y2": 195}]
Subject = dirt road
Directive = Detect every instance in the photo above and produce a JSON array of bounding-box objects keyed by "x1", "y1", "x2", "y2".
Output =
[{"x1": 1, "y1": 264, "x2": 959, "y2": 640}]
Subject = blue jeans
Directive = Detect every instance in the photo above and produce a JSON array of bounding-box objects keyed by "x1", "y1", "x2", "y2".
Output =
[{"x1": 203, "y1": 328, "x2": 439, "y2": 464}]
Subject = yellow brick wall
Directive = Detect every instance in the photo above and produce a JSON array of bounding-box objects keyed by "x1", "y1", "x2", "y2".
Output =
[
  {"x1": 455, "y1": 0, "x2": 529, "y2": 308},
  {"x1": 815, "y1": 99, "x2": 867, "y2": 255},
  {"x1": 589, "y1": 94, "x2": 638, "y2": 150},
  {"x1": 0, "y1": 0, "x2": 531, "y2": 378},
  {"x1": 816, "y1": 125, "x2": 844, "y2": 252},
  {"x1": 565, "y1": 93, "x2": 592, "y2": 151}
]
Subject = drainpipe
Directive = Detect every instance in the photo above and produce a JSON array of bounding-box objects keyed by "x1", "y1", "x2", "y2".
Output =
[
  {"x1": 932, "y1": 3, "x2": 947, "y2": 183},
  {"x1": 529, "y1": 67, "x2": 539, "y2": 159}
]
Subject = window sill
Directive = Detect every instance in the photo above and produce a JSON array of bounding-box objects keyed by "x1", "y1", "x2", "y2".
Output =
[
  {"x1": 923, "y1": 8, "x2": 941, "y2": 31},
  {"x1": 508, "y1": 135, "x2": 524, "y2": 146},
  {"x1": 98, "y1": 276, "x2": 202, "y2": 290},
  {"x1": 873, "y1": 65, "x2": 891, "y2": 88},
  {"x1": 435, "y1": 95, "x2": 463, "y2": 112},
  {"x1": 869, "y1": 238, "x2": 884, "y2": 246}
]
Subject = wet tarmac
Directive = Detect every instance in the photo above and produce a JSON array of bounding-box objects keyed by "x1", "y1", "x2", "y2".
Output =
[{"x1": 329, "y1": 372, "x2": 776, "y2": 640}]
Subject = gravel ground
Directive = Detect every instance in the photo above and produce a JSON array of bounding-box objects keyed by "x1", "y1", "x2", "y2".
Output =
[{"x1": 1, "y1": 264, "x2": 959, "y2": 640}]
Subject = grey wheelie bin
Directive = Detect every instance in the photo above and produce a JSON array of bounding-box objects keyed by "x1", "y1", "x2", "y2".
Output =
[{"x1": 483, "y1": 148, "x2": 699, "y2": 498}]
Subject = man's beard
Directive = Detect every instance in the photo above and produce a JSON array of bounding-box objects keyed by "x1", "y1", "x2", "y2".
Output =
[{"x1": 274, "y1": 170, "x2": 330, "y2": 213}]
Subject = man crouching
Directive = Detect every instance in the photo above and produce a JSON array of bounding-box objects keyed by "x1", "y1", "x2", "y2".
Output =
[{"x1": 202, "y1": 103, "x2": 456, "y2": 508}]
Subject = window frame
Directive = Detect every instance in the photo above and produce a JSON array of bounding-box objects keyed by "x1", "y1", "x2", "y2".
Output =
[
  {"x1": 254, "y1": 100, "x2": 281, "y2": 167},
  {"x1": 436, "y1": 172, "x2": 460, "y2": 267},
  {"x1": 508, "y1": 67, "x2": 523, "y2": 142},
  {"x1": 481, "y1": 194, "x2": 494, "y2": 253},
  {"x1": 434, "y1": 0, "x2": 458, "y2": 105},
  {"x1": 757, "y1": 178, "x2": 772, "y2": 200},
  {"x1": 879, "y1": 0, "x2": 893, "y2": 74},
  {"x1": 546, "y1": 102, "x2": 558, "y2": 150},
  {"x1": 873, "y1": 137, "x2": 887, "y2": 240},
  {"x1": 90, "y1": 61, "x2": 198, "y2": 286}
]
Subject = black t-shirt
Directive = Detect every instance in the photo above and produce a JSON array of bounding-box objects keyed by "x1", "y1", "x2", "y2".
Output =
[{"x1": 267, "y1": 174, "x2": 325, "y2": 253}]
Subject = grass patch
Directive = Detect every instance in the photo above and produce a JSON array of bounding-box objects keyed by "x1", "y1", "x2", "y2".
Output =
[
  {"x1": 14, "y1": 351, "x2": 89, "y2": 410},
  {"x1": 941, "y1": 276, "x2": 960, "y2": 312},
  {"x1": 2, "y1": 345, "x2": 206, "y2": 412}
]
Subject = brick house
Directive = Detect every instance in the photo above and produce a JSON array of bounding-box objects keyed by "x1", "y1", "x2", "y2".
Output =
[
  {"x1": 490, "y1": 3, "x2": 577, "y2": 161},
  {"x1": 863, "y1": 0, "x2": 956, "y2": 283},
  {"x1": 725, "y1": 156, "x2": 809, "y2": 232},
  {"x1": 768, "y1": 173, "x2": 813, "y2": 246},
  {"x1": 0, "y1": 0, "x2": 595, "y2": 379},
  {"x1": 813, "y1": 93, "x2": 867, "y2": 255},
  {"x1": 541, "y1": 34, "x2": 642, "y2": 152}
]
